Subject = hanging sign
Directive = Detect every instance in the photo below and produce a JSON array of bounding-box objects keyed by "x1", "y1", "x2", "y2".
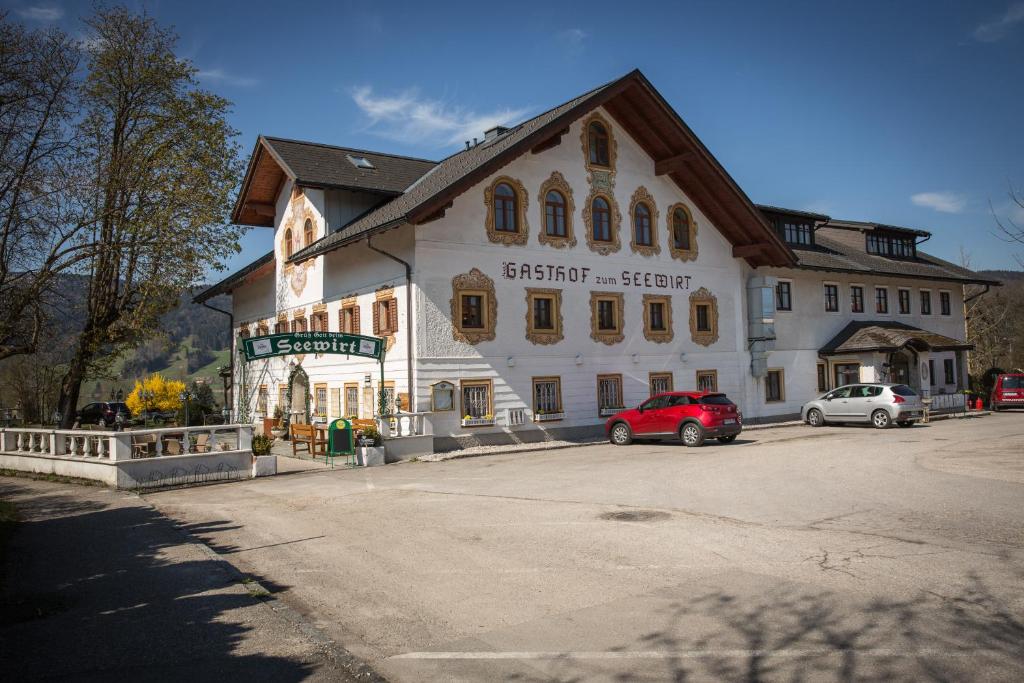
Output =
[{"x1": 242, "y1": 332, "x2": 384, "y2": 362}]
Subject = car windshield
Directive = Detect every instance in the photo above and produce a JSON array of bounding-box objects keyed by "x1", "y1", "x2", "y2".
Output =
[
  {"x1": 891, "y1": 385, "x2": 917, "y2": 397},
  {"x1": 1001, "y1": 376, "x2": 1024, "y2": 389},
  {"x1": 700, "y1": 394, "x2": 733, "y2": 405}
]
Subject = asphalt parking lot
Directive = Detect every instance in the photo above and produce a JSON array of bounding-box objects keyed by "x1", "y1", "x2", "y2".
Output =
[{"x1": 139, "y1": 413, "x2": 1023, "y2": 681}]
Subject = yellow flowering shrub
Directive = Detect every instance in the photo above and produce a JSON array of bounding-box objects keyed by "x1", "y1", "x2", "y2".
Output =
[{"x1": 125, "y1": 373, "x2": 186, "y2": 414}]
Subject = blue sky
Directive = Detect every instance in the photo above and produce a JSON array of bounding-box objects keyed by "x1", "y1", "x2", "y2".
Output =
[{"x1": 7, "y1": 0, "x2": 1024, "y2": 277}]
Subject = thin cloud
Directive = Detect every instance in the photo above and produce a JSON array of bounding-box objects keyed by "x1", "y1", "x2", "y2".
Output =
[
  {"x1": 972, "y1": 2, "x2": 1024, "y2": 43},
  {"x1": 196, "y1": 69, "x2": 259, "y2": 88},
  {"x1": 351, "y1": 86, "x2": 530, "y2": 148},
  {"x1": 556, "y1": 28, "x2": 589, "y2": 57},
  {"x1": 16, "y1": 5, "x2": 64, "y2": 21},
  {"x1": 911, "y1": 191, "x2": 967, "y2": 214}
]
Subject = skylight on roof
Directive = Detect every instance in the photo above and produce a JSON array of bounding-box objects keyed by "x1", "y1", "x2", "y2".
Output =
[{"x1": 346, "y1": 154, "x2": 375, "y2": 170}]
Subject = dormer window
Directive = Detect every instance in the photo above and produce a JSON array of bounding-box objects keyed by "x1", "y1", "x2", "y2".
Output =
[
  {"x1": 781, "y1": 221, "x2": 813, "y2": 245},
  {"x1": 866, "y1": 232, "x2": 916, "y2": 258}
]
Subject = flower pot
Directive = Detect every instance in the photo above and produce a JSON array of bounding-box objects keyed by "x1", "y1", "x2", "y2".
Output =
[
  {"x1": 252, "y1": 454, "x2": 277, "y2": 477},
  {"x1": 270, "y1": 427, "x2": 286, "y2": 439},
  {"x1": 357, "y1": 446, "x2": 385, "y2": 467}
]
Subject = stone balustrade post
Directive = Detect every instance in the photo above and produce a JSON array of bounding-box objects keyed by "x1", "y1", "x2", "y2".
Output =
[{"x1": 238, "y1": 424, "x2": 252, "y2": 452}]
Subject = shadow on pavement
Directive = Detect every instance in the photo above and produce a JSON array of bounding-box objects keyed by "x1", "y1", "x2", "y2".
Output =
[{"x1": 0, "y1": 479, "x2": 317, "y2": 681}]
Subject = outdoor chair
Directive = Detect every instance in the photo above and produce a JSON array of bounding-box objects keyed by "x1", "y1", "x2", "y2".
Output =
[
  {"x1": 194, "y1": 433, "x2": 210, "y2": 453},
  {"x1": 131, "y1": 433, "x2": 157, "y2": 459},
  {"x1": 163, "y1": 438, "x2": 183, "y2": 456}
]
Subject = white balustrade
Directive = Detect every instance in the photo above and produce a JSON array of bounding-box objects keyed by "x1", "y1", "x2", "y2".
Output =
[
  {"x1": 374, "y1": 412, "x2": 432, "y2": 439},
  {"x1": 0, "y1": 424, "x2": 254, "y2": 461}
]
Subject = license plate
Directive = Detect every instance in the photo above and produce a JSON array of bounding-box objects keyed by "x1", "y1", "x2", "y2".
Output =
[
  {"x1": 906, "y1": 411, "x2": 921, "y2": 417},
  {"x1": 723, "y1": 418, "x2": 736, "y2": 425}
]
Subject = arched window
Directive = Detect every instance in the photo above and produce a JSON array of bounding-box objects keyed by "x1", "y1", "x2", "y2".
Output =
[
  {"x1": 633, "y1": 203, "x2": 652, "y2": 246},
  {"x1": 588, "y1": 121, "x2": 610, "y2": 167},
  {"x1": 545, "y1": 190, "x2": 566, "y2": 237},
  {"x1": 284, "y1": 228, "x2": 294, "y2": 258},
  {"x1": 494, "y1": 183, "x2": 517, "y2": 232},
  {"x1": 592, "y1": 196, "x2": 611, "y2": 242},
  {"x1": 672, "y1": 206, "x2": 693, "y2": 252},
  {"x1": 303, "y1": 219, "x2": 314, "y2": 246}
]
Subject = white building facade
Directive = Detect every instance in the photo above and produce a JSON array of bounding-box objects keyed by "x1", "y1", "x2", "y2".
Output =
[{"x1": 197, "y1": 71, "x2": 995, "y2": 452}]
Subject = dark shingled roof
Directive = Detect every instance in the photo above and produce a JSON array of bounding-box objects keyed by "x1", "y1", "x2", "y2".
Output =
[
  {"x1": 820, "y1": 321, "x2": 973, "y2": 355},
  {"x1": 757, "y1": 204, "x2": 831, "y2": 222},
  {"x1": 261, "y1": 137, "x2": 437, "y2": 195},
  {"x1": 193, "y1": 251, "x2": 274, "y2": 304},
  {"x1": 287, "y1": 76, "x2": 625, "y2": 264}
]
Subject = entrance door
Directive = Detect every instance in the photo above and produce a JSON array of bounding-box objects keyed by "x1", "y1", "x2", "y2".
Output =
[{"x1": 890, "y1": 356, "x2": 910, "y2": 385}]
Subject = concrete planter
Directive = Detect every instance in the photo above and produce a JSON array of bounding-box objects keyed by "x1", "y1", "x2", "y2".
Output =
[
  {"x1": 357, "y1": 446, "x2": 385, "y2": 467},
  {"x1": 252, "y1": 454, "x2": 277, "y2": 477}
]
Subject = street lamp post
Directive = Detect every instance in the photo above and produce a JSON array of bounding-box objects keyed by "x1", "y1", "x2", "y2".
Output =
[{"x1": 179, "y1": 389, "x2": 194, "y2": 428}]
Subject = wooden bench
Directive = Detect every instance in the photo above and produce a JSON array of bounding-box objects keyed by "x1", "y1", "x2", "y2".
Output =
[{"x1": 290, "y1": 423, "x2": 326, "y2": 458}]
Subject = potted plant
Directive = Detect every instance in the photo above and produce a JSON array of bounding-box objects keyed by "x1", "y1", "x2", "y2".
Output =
[
  {"x1": 270, "y1": 406, "x2": 287, "y2": 438},
  {"x1": 356, "y1": 423, "x2": 385, "y2": 466},
  {"x1": 250, "y1": 433, "x2": 277, "y2": 477}
]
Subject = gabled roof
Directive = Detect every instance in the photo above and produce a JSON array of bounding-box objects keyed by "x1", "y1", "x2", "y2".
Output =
[
  {"x1": 820, "y1": 321, "x2": 973, "y2": 356},
  {"x1": 289, "y1": 69, "x2": 796, "y2": 269},
  {"x1": 192, "y1": 250, "x2": 274, "y2": 304},
  {"x1": 231, "y1": 137, "x2": 437, "y2": 227}
]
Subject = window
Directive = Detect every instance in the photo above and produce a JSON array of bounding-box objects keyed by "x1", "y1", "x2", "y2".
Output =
[
  {"x1": 278, "y1": 385, "x2": 288, "y2": 412},
  {"x1": 776, "y1": 281, "x2": 792, "y2": 311},
  {"x1": 257, "y1": 321, "x2": 269, "y2": 336},
  {"x1": 824, "y1": 284, "x2": 839, "y2": 312},
  {"x1": 494, "y1": 183, "x2": 517, "y2": 232},
  {"x1": 311, "y1": 310, "x2": 329, "y2": 332},
  {"x1": 898, "y1": 288, "x2": 911, "y2": 315},
  {"x1": 346, "y1": 154, "x2": 375, "y2": 169},
  {"x1": 344, "y1": 382, "x2": 359, "y2": 418},
  {"x1": 239, "y1": 324, "x2": 250, "y2": 339},
  {"x1": 588, "y1": 121, "x2": 610, "y2": 167},
  {"x1": 765, "y1": 369, "x2": 785, "y2": 403},
  {"x1": 875, "y1": 287, "x2": 888, "y2": 314},
  {"x1": 430, "y1": 381, "x2": 455, "y2": 412},
  {"x1": 866, "y1": 232, "x2": 915, "y2": 258},
  {"x1": 274, "y1": 319, "x2": 288, "y2": 334},
  {"x1": 928, "y1": 359, "x2": 936, "y2": 386},
  {"x1": 940, "y1": 291, "x2": 951, "y2": 316},
  {"x1": 339, "y1": 303, "x2": 360, "y2": 334},
  {"x1": 590, "y1": 292, "x2": 624, "y2": 344},
  {"x1": 850, "y1": 286, "x2": 864, "y2": 313},
  {"x1": 284, "y1": 228, "x2": 293, "y2": 258},
  {"x1": 314, "y1": 384, "x2": 328, "y2": 421},
  {"x1": 485, "y1": 177, "x2": 527, "y2": 245},
  {"x1": 257, "y1": 385, "x2": 268, "y2": 415},
  {"x1": 816, "y1": 363, "x2": 828, "y2": 392},
  {"x1": 642, "y1": 294, "x2": 673, "y2": 343},
  {"x1": 782, "y1": 221, "x2": 813, "y2": 246},
  {"x1": 696, "y1": 370, "x2": 718, "y2": 393},
  {"x1": 834, "y1": 363, "x2": 860, "y2": 387},
  {"x1": 291, "y1": 316, "x2": 307, "y2": 333},
  {"x1": 633, "y1": 203, "x2": 652, "y2": 246},
  {"x1": 532, "y1": 377, "x2": 562, "y2": 418},
  {"x1": 304, "y1": 219, "x2": 314, "y2": 247},
  {"x1": 649, "y1": 372, "x2": 673, "y2": 396},
  {"x1": 920, "y1": 290, "x2": 932, "y2": 315},
  {"x1": 545, "y1": 191, "x2": 567, "y2": 237},
  {"x1": 526, "y1": 288, "x2": 563, "y2": 344},
  {"x1": 668, "y1": 204, "x2": 697, "y2": 261},
  {"x1": 689, "y1": 287, "x2": 718, "y2": 346},
  {"x1": 591, "y1": 196, "x2": 611, "y2": 242},
  {"x1": 460, "y1": 379, "x2": 493, "y2": 421},
  {"x1": 374, "y1": 297, "x2": 397, "y2": 336},
  {"x1": 944, "y1": 358, "x2": 955, "y2": 385},
  {"x1": 452, "y1": 268, "x2": 497, "y2": 344},
  {"x1": 597, "y1": 374, "x2": 624, "y2": 414}
]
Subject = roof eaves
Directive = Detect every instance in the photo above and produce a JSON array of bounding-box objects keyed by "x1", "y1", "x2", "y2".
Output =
[{"x1": 193, "y1": 250, "x2": 274, "y2": 304}]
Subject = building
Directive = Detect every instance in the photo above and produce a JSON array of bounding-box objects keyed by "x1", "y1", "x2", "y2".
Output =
[{"x1": 195, "y1": 70, "x2": 997, "y2": 451}]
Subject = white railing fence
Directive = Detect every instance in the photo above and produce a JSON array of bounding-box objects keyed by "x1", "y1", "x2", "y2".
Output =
[
  {"x1": 0, "y1": 424, "x2": 253, "y2": 461},
  {"x1": 927, "y1": 392, "x2": 967, "y2": 414},
  {"x1": 374, "y1": 412, "x2": 431, "y2": 439}
]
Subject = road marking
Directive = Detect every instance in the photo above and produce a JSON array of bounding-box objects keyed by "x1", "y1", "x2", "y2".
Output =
[{"x1": 390, "y1": 648, "x2": 987, "y2": 660}]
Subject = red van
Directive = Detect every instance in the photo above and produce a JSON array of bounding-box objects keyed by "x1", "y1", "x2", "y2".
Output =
[{"x1": 990, "y1": 374, "x2": 1024, "y2": 411}]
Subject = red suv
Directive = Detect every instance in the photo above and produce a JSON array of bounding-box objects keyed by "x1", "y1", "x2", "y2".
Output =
[
  {"x1": 605, "y1": 392, "x2": 742, "y2": 447},
  {"x1": 990, "y1": 374, "x2": 1024, "y2": 411}
]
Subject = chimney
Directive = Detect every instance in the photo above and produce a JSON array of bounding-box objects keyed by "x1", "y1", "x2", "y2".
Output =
[{"x1": 484, "y1": 125, "x2": 509, "y2": 142}]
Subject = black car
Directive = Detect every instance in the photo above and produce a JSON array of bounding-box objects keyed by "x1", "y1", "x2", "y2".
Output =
[{"x1": 77, "y1": 402, "x2": 132, "y2": 427}]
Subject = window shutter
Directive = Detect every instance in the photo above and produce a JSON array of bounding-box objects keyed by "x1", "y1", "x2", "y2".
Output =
[
  {"x1": 373, "y1": 301, "x2": 381, "y2": 335},
  {"x1": 388, "y1": 299, "x2": 398, "y2": 334},
  {"x1": 353, "y1": 305, "x2": 361, "y2": 334},
  {"x1": 330, "y1": 388, "x2": 341, "y2": 419}
]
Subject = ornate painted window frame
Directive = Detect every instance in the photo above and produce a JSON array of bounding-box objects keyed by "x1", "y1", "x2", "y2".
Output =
[
  {"x1": 450, "y1": 268, "x2": 497, "y2": 344},
  {"x1": 582, "y1": 188, "x2": 622, "y2": 255},
  {"x1": 537, "y1": 171, "x2": 576, "y2": 249},
  {"x1": 525, "y1": 288, "x2": 563, "y2": 345},
  {"x1": 689, "y1": 287, "x2": 719, "y2": 347},
  {"x1": 695, "y1": 369, "x2": 719, "y2": 393},
  {"x1": 590, "y1": 291, "x2": 625, "y2": 345},
  {"x1": 649, "y1": 372, "x2": 674, "y2": 396},
  {"x1": 580, "y1": 111, "x2": 618, "y2": 177},
  {"x1": 596, "y1": 374, "x2": 625, "y2": 416},
  {"x1": 629, "y1": 186, "x2": 660, "y2": 257},
  {"x1": 374, "y1": 287, "x2": 398, "y2": 352},
  {"x1": 339, "y1": 296, "x2": 360, "y2": 335},
  {"x1": 667, "y1": 202, "x2": 698, "y2": 262},
  {"x1": 484, "y1": 176, "x2": 529, "y2": 246},
  {"x1": 532, "y1": 376, "x2": 564, "y2": 420},
  {"x1": 642, "y1": 293, "x2": 673, "y2": 343}
]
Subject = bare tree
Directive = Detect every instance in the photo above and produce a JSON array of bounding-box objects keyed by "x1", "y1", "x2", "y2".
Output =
[{"x1": 993, "y1": 184, "x2": 1024, "y2": 268}]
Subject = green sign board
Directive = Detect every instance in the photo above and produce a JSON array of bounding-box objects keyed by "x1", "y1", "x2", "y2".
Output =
[{"x1": 241, "y1": 332, "x2": 384, "y2": 362}]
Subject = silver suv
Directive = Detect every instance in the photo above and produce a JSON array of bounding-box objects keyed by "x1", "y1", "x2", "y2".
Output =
[{"x1": 801, "y1": 383, "x2": 924, "y2": 429}]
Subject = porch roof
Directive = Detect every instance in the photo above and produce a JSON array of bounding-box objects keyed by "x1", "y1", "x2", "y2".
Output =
[{"x1": 819, "y1": 321, "x2": 973, "y2": 356}]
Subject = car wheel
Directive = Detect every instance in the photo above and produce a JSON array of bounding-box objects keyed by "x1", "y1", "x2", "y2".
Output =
[
  {"x1": 871, "y1": 410, "x2": 891, "y2": 429},
  {"x1": 896, "y1": 420, "x2": 914, "y2": 428},
  {"x1": 609, "y1": 422, "x2": 633, "y2": 446},
  {"x1": 680, "y1": 422, "x2": 704, "y2": 447},
  {"x1": 806, "y1": 408, "x2": 825, "y2": 427},
  {"x1": 717, "y1": 434, "x2": 737, "y2": 444}
]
